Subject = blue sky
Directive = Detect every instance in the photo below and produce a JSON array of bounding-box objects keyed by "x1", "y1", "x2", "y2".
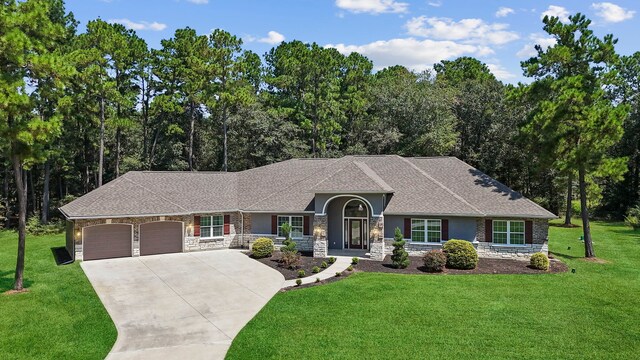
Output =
[{"x1": 66, "y1": 0, "x2": 639, "y2": 83}]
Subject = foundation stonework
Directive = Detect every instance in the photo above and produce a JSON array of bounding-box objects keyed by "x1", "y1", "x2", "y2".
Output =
[
  {"x1": 313, "y1": 214, "x2": 328, "y2": 258},
  {"x1": 369, "y1": 215, "x2": 385, "y2": 260}
]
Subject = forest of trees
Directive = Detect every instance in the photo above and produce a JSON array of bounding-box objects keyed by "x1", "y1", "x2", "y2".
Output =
[{"x1": 2, "y1": 1, "x2": 640, "y2": 287}]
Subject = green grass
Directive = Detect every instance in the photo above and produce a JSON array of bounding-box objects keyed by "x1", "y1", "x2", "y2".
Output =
[
  {"x1": 0, "y1": 231, "x2": 116, "y2": 359},
  {"x1": 227, "y1": 220, "x2": 640, "y2": 359}
]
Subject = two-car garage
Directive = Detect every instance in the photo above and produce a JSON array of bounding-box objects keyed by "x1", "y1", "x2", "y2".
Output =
[{"x1": 81, "y1": 221, "x2": 184, "y2": 261}]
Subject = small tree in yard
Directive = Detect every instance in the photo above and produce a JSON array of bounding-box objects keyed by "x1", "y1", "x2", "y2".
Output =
[
  {"x1": 279, "y1": 222, "x2": 300, "y2": 269},
  {"x1": 391, "y1": 227, "x2": 410, "y2": 269}
]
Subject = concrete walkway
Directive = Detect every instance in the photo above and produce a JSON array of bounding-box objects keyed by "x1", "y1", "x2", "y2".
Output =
[
  {"x1": 81, "y1": 250, "x2": 285, "y2": 360},
  {"x1": 282, "y1": 256, "x2": 352, "y2": 288}
]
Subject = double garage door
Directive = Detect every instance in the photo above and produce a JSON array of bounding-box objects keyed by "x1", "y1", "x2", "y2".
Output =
[{"x1": 82, "y1": 221, "x2": 183, "y2": 261}]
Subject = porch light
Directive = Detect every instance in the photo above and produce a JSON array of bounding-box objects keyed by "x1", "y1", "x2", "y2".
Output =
[
  {"x1": 358, "y1": 204, "x2": 364, "y2": 212},
  {"x1": 76, "y1": 231, "x2": 81, "y2": 239}
]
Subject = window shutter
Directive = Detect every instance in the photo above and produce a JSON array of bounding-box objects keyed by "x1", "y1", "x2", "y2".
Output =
[
  {"x1": 441, "y1": 219, "x2": 449, "y2": 241},
  {"x1": 484, "y1": 219, "x2": 492, "y2": 242},
  {"x1": 525, "y1": 220, "x2": 533, "y2": 244},
  {"x1": 271, "y1": 215, "x2": 278, "y2": 235},
  {"x1": 194, "y1": 216, "x2": 201, "y2": 237},
  {"x1": 223, "y1": 215, "x2": 231, "y2": 235},
  {"x1": 303, "y1": 215, "x2": 310, "y2": 235},
  {"x1": 404, "y1": 218, "x2": 411, "y2": 239}
]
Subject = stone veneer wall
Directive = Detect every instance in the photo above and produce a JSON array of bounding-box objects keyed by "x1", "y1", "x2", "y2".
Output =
[
  {"x1": 72, "y1": 212, "x2": 241, "y2": 260},
  {"x1": 369, "y1": 215, "x2": 385, "y2": 261},
  {"x1": 383, "y1": 218, "x2": 549, "y2": 260},
  {"x1": 312, "y1": 214, "x2": 328, "y2": 258}
]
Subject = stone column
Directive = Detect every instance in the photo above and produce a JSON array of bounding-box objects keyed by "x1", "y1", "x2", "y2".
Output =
[
  {"x1": 369, "y1": 215, "x2": 385, "y2": 261},
  {"x1": 313, "y1": 214, "x2": 328, "y2": 258}
]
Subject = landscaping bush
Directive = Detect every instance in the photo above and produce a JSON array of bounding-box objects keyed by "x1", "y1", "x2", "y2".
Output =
[
  {"x1": 347, "y1": 265, "x2": 353, "y2": 271},
  {"x1": 351, "y1": 257, "x2": 359, "y2": 265},
  {"x1": 26, "y1": 217, "x2": 65, "y2": 236},
  {"x1": 298, "y1": 269, "x2": 306, "y2": 278},
  {"x1": 391, "y1": 227, "x2": 410, "y2": 269},
  {"x1": 251, "y1": 237, "x2": 274, "y2": 258},
  {"x1": 335, "y1": 272, "x2": 341, "y2": 277},
  {"x1": 312, "y1": 266, "x2": 320, "y2": 273},
  {"x1": 295, "y1": 279, "x2": 302, "y2": 286},
  {"x1": 280, "y1": 250, "x2": 301, "y2": 269},
  {"x1": 328, "y1": 257, "x2": 336, "y2": 264},
  {"x1": 624, "y1": 205, "x2": 640, "y2": 230},
  {"x1": 443, "y1": 239, "x2": 478, "y2": 270},
  {"x1": 530, "y1": 252, "x2": 550, "y2": 270},
  {"x1": 320, "y1": 261, "x2": 328, "y2": 269},
  {"x1": 422, "y1": 250, "x2": 447, "y2": 272},
  {"x1": 315, "y1": 277, "x2": 320, "y2": 283}
]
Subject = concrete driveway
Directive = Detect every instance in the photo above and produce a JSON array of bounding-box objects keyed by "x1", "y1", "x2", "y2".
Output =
[{"x1": 81, "y1": 250, "x2": 285, "y2": 360}]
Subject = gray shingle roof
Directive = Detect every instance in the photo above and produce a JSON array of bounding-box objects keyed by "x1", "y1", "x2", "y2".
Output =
[{"x1": 60, "y1": 155, "x2": 556, "y2": 219}]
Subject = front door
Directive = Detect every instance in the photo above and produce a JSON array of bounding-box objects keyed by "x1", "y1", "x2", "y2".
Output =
[{"x1": 348, "y1": 219, "x2": 364, "y2": 249}]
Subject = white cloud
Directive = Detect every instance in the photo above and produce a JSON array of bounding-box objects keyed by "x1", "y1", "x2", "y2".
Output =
[
  {"x1": 495, "y1": 7, "x2": 514, "y2": 18},
  {"x1": 335, "y1": 0, "x2": 409, "y2": 14},
  {"x1": 591, "y1": 2, "x2": 635, "y2": 23},
  {"x1": 516, "y1": 33, "x2": 556, "y2": 58},
  {"x1": 326, "y1": 38, "x2": 493, "y2": 72},
  {"x1": 405, "y1": 16, "x2": 519, "y2": 45},
  {"x1": 428, "y1": 1, "x2": 442, "y2": 7},
  {"x1": 541, "y1": 5, "x2": 570, "y2": 23},
  {"x1": 486, "y1": 63, "x2": 516, "y2": 81},
  {"x1": 186, "y1": 0, "x2": 209, "y2": 4},
  {"x1": 108, "y1": 18, "x2": 167, "y2": 31},
  {"x1": 257, "y1": 31, "x2": 285, "y2": 45}
]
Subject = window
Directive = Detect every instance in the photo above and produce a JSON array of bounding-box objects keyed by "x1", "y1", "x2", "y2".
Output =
[
  {"x1": 411, "y1": 219, "x2": 441, "y2": 243},
  {"x1": 493, "y1": 220, "x2": 525, "y2": 245},
  {"x1": 277, "y1": 215, "x2": 304, "y2": 238},
  {"x1": 201, "y1": 215, "x2": 223, "y2": 238}
]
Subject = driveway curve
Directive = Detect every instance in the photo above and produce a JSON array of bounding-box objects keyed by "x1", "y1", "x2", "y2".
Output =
[{"x1": 81, "y1": 250, "x2": 285, "y2": 360}]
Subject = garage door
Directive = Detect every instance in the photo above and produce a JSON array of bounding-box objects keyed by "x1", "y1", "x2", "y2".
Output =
[
  {"x1": 83, "y1": 224, "x2": 132, "y2": 261},
  {"x1": 140, "y1": 221, "x2": 183, "y2": 256}
]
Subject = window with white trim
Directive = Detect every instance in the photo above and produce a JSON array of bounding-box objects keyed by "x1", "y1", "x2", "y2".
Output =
[
  {"x1": 277, "y1": 215, "x2": 304, "y2": 238},
  {"x1": 493, "y1": 220, "x2": 525, "y2": 245},
  {"x1": 201, "y1": 215, "x2": 223, "y2": 238},
  {"x1": 411, "y1": 219, "x2": 441, "y2": 243}
]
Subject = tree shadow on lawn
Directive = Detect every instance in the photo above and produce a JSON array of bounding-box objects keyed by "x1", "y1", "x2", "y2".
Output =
[{"x1": 0, "y1": 270, "x2": 33, "y2": 293}]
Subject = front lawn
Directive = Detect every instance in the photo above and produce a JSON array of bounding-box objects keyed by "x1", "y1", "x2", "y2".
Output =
[
  {"x1": 0, "y1": 231, "x2": 116, "y2": 359},
  {"x1": 227, "y1": 220, "x2": 640, "y2": 359}
]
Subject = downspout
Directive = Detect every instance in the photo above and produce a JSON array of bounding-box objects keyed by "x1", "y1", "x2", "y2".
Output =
[{"x1": 240, "y1": 210, "x2": 244, "y2": 248}]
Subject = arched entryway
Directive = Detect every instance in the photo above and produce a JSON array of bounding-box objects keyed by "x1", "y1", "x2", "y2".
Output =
[{"x1": 343, "y1": 199, "x2": 369, "y2": 250}]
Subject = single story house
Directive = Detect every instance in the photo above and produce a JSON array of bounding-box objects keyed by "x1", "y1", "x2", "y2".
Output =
[{"x1": 60, "y1": 155, "x2": 555, "y2": 261}]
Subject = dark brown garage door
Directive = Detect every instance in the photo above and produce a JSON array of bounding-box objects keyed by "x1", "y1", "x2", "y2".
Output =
[
  {"x1": 140, "y1": 221, "x2": 183, "y2": 256},
  {"x1": 83, "y1": 224, "x2": 132, "y2": 261}
]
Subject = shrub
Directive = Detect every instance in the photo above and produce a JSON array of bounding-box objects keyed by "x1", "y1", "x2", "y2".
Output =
[
  {"x1": 320, "y1": 261, "x2": 328, "y2": 269},
  {"x1": 312, "y1": 266, "x2": 320, "y2": 273},
  {"x1": 315, "y1": 277, "x2": 320, "y2": 283},
  {"x1": 328, "y1": 257, "x2": 336, "y2": 264},
  {"x1": 251, "y1": 237, "x2": 274, "y2": 258},
  {"x1": 351, "y1": 257, "x2": 359, "y2": 265},
  {"x1": 26, "y1": 217, "x2": 64, "y2": 236},
  {"x1": 530, "y1": 252, "x2": 550, "y2": 270},
  {"x1": 347, "y1": 265, "x2": 353, "y2": 271},
  {"x1": 297, "y1": 269, "x2": 306, "y2": 278},
  {"x1": 295, "y1": 279, "x2": 302, "y2": 286},
  {"x1": 624, "y1": 205, "x2": 640, "y2": 230},
  {"x1": 391, "y1": 227, "x2": 410, "y2": 269},
  {"x1": 280, "y1": 250, "x2": 301, "y2": 269},
  {"x1": 443, "y1": 239, "x2": 478, "y2": 270},
  {"x1": 335, "y1": 272, "x2": 341, "y2": 277},
  {"x1": 422, "y1": 250, "x2": 447, "y2": 272}
]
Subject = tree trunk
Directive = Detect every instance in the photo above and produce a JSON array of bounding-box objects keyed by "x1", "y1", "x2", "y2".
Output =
[
  {"x1": 98, "y1": 96, "x2": 105, "y2": 187},
  {"x1": 188, "y1": 101, "x2": 195, "y2": 171},
  {"x1": 564, "y1": 172, "x2": 573, "y2": 225},
  {"x1": 12, "y1": 154, "x2": 26, "y2": 291},
  {"x1": 222, "y1": 105, "x2": 228, "y2": 172},
  {"x1": 29, "y1": 169, "x2": 36, "y2": 216},
  {"x1": 41, "y1": 161, "x2": 50, "y2": 224},
  {"x1": 142, "y1": 75, "x2": 149, "y2": 168},
  {"x1": 116, "y1": 127, "x2": 121, "y2": 178},
  {"x1": 4, "y1": 166, "x2": 10, "y2": 228},
  {"x1": 579, "y1": 165, "x2": 595, "y2": 258}
]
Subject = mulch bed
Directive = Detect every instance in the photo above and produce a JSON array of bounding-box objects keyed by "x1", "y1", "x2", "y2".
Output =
[
  {"x1": 354, "y1": 255, "x2": 568, "y2": 275},
  {"x1": 246, "y1": 251, "x2": 332, "y2": 280},
  {"x1": 284, "y1": 270, "x2": 355, "y2": 291}
]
